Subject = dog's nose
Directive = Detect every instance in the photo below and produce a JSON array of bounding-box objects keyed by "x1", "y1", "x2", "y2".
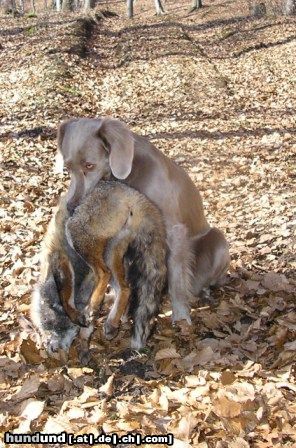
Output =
[{"x1": 67, "y1": 202, "x2": 76, "y2": 216}]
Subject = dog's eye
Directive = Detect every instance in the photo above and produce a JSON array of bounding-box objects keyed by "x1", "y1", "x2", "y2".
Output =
[{"x1": 85, "y1": 163, "x2": 95, "y2": 170}]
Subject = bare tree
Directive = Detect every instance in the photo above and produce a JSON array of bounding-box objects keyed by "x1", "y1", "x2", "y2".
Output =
[
  {"x1": 284, "y1": 0, "x2": 296, "y2": 14},
  {"x1": 190, "y1": 0, "x2": 202, "y2": 12},
  {"x1": 11, "y1": 0, "x2": 16, "y2": 13},
  {"x1": 154, "y1": 0, "x2": 165, "y2": 15},
  {"x1": 127, "y1": 0, "x2": 133, "y2": 18},
  {"x1": 18, "y1": 0, "x2": 24, "y2": 13},
  {"x1": 84, "y1": 0, "x2": 94, "y2": 10},
  {"x1": 56, "y1": 0, "x2": 61, "y2": 10},
  {"x1": 251, "y1": 2, "x2": 267, "y2": 17},
  {"x1": 62, "y1": 0, "x2": 74, "y2": 10},
  {"x1": 31, "y1": 0, "x2": 36, "y2": 13},
  {"x1": 127, "y1": 0, "x2": 165, "y2": 18}
]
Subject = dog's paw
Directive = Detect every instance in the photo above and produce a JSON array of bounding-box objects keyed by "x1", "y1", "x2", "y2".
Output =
[
  {"x1": 104, "y1": 319, "x2": 119, "y2": 340},
  {"x1": 172, "y1": 307, "x2": 192, "y2": 326}
]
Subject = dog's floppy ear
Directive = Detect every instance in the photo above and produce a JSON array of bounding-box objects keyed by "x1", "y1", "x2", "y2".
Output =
[
  {"x1": 54, "y1": 151, "x2": 64, "y2": 174},
  {"x1": 54, "y1": 120, "x2": 68, "y2": 174},
  {"x1": 55, "y1": 119, "x2": 77, "y2": 174},
  {"x1": 98, "y1": 118, "x2": 134, "y2": 179}
]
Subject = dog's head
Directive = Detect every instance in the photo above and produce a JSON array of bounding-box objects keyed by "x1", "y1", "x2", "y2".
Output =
[{"x1": 56, "y1": 117, "x2": 135, "y2": 214}]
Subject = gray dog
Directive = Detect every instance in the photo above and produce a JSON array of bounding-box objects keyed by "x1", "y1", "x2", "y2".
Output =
[{"x1": 56, "y1": 117, "x2": 230, "y2": 324}]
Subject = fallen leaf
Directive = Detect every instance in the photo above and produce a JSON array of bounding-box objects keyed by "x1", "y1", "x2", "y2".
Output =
[
  {"x1": 99, "y1": 374, "x2": 114, "y2": 396},
  {"x1": 221, "y1": 370, "x2": 236, "y2": 385},
  {"x1": 262, "y1": 272, "x2": 291, "y2": 292},
  {"x1": 12, "y1": 375, "x2": 41, "y2": 402},
  {"x1": 169, "y1": 413, "x2": 198, "y2": 440},
  {"x1": 20, "y1": 338, "x2": 44, "y2": 364},
  {"x1": 229, "y1": 438, "x2": 250, "y2": 448},
  {"x1": 20, "y1": 399, "x2": 45, "y2": 421},
  {"x1": 155, "y1": 347, "x2": 181, "y2": 361},
  {"x1": 213, "y1": 396, "x2": 242, "y2": 418},
  {"x1": 67, "y1": 407, "x2": 85, "y2": 420}
]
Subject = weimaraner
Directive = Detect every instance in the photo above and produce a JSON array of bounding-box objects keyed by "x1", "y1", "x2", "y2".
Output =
[{"x1": 56, "y1": 117, "x2": 230, "y2": 324}]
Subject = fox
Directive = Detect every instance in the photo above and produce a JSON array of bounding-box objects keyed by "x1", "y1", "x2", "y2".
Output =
[
  {"x1": 65, "y1": 181, "x2": 168, "y2": 356},
  {"x1": 31, "y1": 181, "x2": 167, "y2": 362}
]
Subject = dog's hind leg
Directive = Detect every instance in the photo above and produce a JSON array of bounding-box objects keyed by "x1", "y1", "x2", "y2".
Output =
[
  {"x1": 167, "y1": 224, "x2": 195, "y2": 324},
  {"x1": 190, "y1": 227, "x2": 230, "y2": 298}
]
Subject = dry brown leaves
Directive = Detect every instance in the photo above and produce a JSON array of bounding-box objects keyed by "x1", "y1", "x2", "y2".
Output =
[{"x1": 0, "y1": 1, "x2": 295, "y2": 446}]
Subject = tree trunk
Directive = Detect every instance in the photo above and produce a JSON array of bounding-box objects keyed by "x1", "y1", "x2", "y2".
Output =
[
  {"x1": 56, "y1": 0, "x2": 61, "y2": 11},
  {"x1": 284, "y1": 0, "x2": 296, "y2": 14},
  {"x1": 19, "y1": 0, "x2": 24, "y2": 13},
  {"x1": 62, "y1": 0, "x2": 73, "y2": 10},
  {"x1": 11, "y1": 0, "x2": 16, "y2": 12},
  {"x1": 31, "y1": 0, "x2": 36, "y2": 12},
  {"x1": 251, "y1": 2, "x2": 266, "y2": 17},
  {"x1": 190, "y1": 0, "x2": 203, "y2": 11},
  {"x1": 127, "y1": 0, "x2": 133, "y2": 18},
  {"x1": 154, "y1": 0, "x2": 165, "y2": 15},
  {"x1": 84, "y1": 0, "x2": 94, "y2": 10}
]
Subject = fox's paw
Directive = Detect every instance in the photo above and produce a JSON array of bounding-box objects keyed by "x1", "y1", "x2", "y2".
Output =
[{"x1": 104, "y1": 319, "x2": 119, "y2": 340}]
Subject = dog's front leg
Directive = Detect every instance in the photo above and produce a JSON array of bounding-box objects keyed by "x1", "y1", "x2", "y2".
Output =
[{"x1": 167, "y1": 224, "x2": 194, "y2": 325}]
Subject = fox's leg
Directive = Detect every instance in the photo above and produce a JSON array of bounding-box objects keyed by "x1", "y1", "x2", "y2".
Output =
[
  {"x1": 58, "y1": 255, "x2": 85, "y2": 325},
  {"x1": 77, "y1": 257, "x2": 111, "y2": 363},
  {"x1": 104, "y1": 244, "x2": 130, "y2": 340},
  {"x1": 83, "y1": 263, "x2": 111, "y2": 323},
  {"x1": 66, "y1": 229, "x2": 111, "y2": 325}
]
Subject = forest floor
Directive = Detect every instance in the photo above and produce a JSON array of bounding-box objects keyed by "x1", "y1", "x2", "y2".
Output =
[{"x1": 0, "y1": 0, "x2": 295, "y2": 446}]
